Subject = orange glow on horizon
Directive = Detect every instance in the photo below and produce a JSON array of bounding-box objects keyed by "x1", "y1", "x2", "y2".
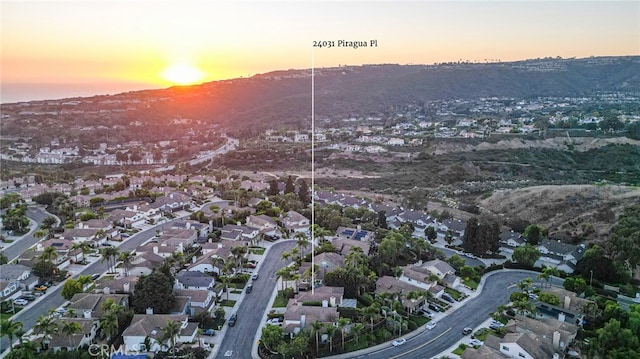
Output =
[{"x1": 161, "y1": 63, "x2": 207, "y2": 86}]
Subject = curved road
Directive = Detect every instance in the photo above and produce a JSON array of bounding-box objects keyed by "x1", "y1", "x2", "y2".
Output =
[
  {"x1": 345, "y1": 270, "x2": 563, "y2": 359},
  {"x1": 2, "y1": 206, "x2": 56, "y2": 262}
]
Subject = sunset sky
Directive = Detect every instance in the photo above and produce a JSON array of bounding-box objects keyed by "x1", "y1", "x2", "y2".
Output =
[{"x1": 1, "y1": 0, "x2": 639, "y2": 103}]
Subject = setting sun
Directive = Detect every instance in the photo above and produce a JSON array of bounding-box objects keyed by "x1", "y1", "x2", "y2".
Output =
[{"x1": 161, "y1": 63, "x2": 206, "y2": 85}]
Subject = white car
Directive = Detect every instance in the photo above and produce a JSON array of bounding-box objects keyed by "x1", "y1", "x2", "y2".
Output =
[
  {"x1": 14, "y1": 299, "x2": 29, "y2": 306},
  {"x1": 392, "y1": 338, "x2": 406, "y2": 347},
  {"x1": 426, "y1": 321, "x2": 437, "y2": 330},
  {"x1": 469, "y1": 339, "x2": 484, "y2": 346}
]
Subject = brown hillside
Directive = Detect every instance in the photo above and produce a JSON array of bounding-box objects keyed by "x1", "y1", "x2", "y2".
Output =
[{"x1": 478, "y1": 185, "x2": 640, "y2": 243}]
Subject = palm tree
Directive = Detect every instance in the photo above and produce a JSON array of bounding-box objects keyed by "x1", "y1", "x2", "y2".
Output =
[
  {"x1": 219, "y1": 275, "x2": 232, "y2": 300},
  {"x1": 364, "y1": 302, "x2": 381, "y2": 331},
  {"x1": 517, "y1": 278, "x2": 533, "y2": 294},
  {"x1": 328, "y1": 325, "x2": 339, "y2": 353},
  {"x1": 33, "y1": 315, "x2": 58, "y2": 349},
  {"x1": 351, "y1": 322, "x2": 365, "y2": 345},
  {"x1": 100, "y1": 299, "x2": 124, "y2": 342},
  {"x1": 66, "y1": 308, "x2": 76, "y2": 318},
  {"x1": 290, "y1": 247, "x2": 300, "y2": 263},
  {"x1": 119, "y1": 250, "x2": 134, "y2": 277},
  {"x1": 337, "y1": 317, "x2": 351, "y2": 351},
  {"x1": 295, "y1": 232, "x2": 309, "y2": 261},
  {"x1": 161, "y1": 319, "x2": 182, "y2": 357},
  {"x1": 280, "y1": 251, "x2": 291, "y2": 263},
  {"x1": 100, "y1": 247, "x2": 120, "y2": 273},
  {"x1": 40, "y1": 246, "x2": 59, "y2": 265},
  {"x1": 70, "y1": 242, "x2": 83, "y2": 263},
  {"x1": 78, "y1": 242, "x2": 92, "y2": 264},
  {"x1": 0, "y1": 319, "x2": 24, "y2": 351},
  {"x1": 61, "y1": 320, "x2": 82, "y2": 349},
  {"x1": 275, "y1": 267, "x2": 291, "y2": 291},
  {"x1": 310, "y1": 320, "x2": 324, "y2": 354}
]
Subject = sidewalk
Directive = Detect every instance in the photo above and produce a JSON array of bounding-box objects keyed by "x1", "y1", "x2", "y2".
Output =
[{"x1": 206, "y1": 240, "x2": 282, "y2": 359}]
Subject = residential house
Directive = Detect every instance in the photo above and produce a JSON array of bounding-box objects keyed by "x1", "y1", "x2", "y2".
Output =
[
  {"x1": 122, "y1": 314, "x2": 197, "y2": 353},
  {"x1": 440, "y1": 218, "x2": 466, "y2": 237},
  {"x1": 68, "y1": 292, "x2": 129, "y2": 319},
  {"x1": 108, "y1": 209, "x2": 145, "y2": 228},
  {"x1": 172, "y1": 220, "x2": 211, "y2": 239},
  {"x1": 156, "y1": 228, "x2": 198, "y2": 249},
  {"x1": 375, "y1": 276, "x2": 427, "y2": 314},
  {"x1": 175, "y1": 270, "x2": 215, "y2": 291},
  {"x1": 316, "y1": 252, "x2": 345, "y2": 281},
  {"x1": 334, "y1": 226, "x2": 374, "y2": 242},
  {"x1": 47, "y1": 318, "x2": 98, "y2": 352},
  {"x1": 292, "y1": 286, "x2": 344, "y2": 307},
  {"x1": 0, "y1": 264, "x2": 38, "y2": 300},
  {"x1": 462, "y1": 315, "x2": 579, "y2": 359},
  {"x1": 150, "y1": 192, "x2": 191, "y2": 213},
  {"x1": 174, "y1": 289, "x2": 215, "y2": 316},
  {"x1": 127, "y1": 251, "x2": 165, "y2": 275},
  {"x1": 399, "y1": 265, "x2": 436, "y2": 291},
  {"x1": 78, "y1": 219, "x2": 118, "y2": 239},
  {"x1": 246, "y1": 214, "x2": 279, "y2": 237},
  {"x1": 283, "y1": 299, "x2": 340, "y2": 335},
  {"x1": 282, "y1": 211, "x2": 310, "y2": 234},
  {"x1": 332, "y1": 238, "x2": 371, "y2": 256},
  {"x1": 63, "y1": 228, "x2": 100, "y2": 245},
  {"x1": 36, "y1": 239, "x2": 72, "y2": 264},
  {"x1": 220, "y1": 224, "x2": 259, "y2": 242},
  {"x1": 422, "y1": 259, "x2": 456, "y2": 280},
  {"x1": 535, "y1": 239, "x2": 584, "y2": 273}
]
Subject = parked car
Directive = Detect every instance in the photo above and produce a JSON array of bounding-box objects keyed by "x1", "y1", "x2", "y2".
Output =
[
  {"x1": 469, "y1": 339, "x2": 484, "y2": 346},
  {"x1": 428, "y1": 303, "x2": 441, "y2": 312},
  {"x1": 419, "y1": 309, "x2": 433, "y2": 318},
  {"x1": 246, "y1": 284, "x2": 253, "y2": 293},
  {"x1": 19, "y1": 294, "x2": 36, "y2": 301},
  {"x1": 462, "y1": 327, "x2": 473, "y2": 335},
  {"x1": 392, "y1": 338, "x2": 406, "y2": 347},
  {"x1": 266, "y1": 317, "x2": 282, "y2": 326},
  {"x1": 228, "y1": 313, "x2": 237, "y2": 327},
  {"x1": 91, "y1": 274, "x2": 100, "y2": 280},
  {"x1": 202, "y1": 329, "x2": 215, "y2": 336},
  {"x1": 426, "y1": 321, "x2": 437, "y2": 330},
  {"x1": 14, "y1": 299, "x2": 29, "y2": 306},
  {"x1": 34, "y1": 285, "x2": 47, "y2": 291},
  {"x1": 441, "y1": 293, "x2": 455, "y2": 303},
  {"x1": 252, "y1": 273, "x2": 259, "y2": 280},
  {"x1": 490, "y1": 320, "x2": 505, "y2": 329}
]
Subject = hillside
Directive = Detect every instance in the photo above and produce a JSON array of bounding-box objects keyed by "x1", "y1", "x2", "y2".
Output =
[
  {"x1": 82, "y1": 56, "x2": 640, "y2": 135},
  {"x1": 478, "y1": 184, "x2": 640, "y2": 243}
]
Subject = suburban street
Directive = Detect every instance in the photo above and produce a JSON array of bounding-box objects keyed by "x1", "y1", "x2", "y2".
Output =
[
  {"x1": 214, "y1": 240, "x2": 296, "y2": 359},
  {"x1": 0, "y1": 211, "x2": 190, "y2": 353},
  {"x1": 2, "y1": 206, "x2": 55, "y2": 262},
  {"x1": 2, "y1": 207, "x2": 564, "y2": 359},
  {"x1": 333, "y1": 270, "x2": 564, "y2": 359}
]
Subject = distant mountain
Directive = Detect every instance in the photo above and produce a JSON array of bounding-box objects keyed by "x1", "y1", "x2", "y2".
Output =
[
  {"x1": 5, "y1": 56, "x2": 639, "y2": 136},
  {"x1": 135, "y1": 56, "x2": 639, "y2": 133}
]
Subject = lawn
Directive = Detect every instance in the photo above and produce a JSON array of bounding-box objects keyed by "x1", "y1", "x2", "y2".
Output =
[
  {"x1": 410, "y1": 314, "x2": 430, "y2": 327},
  {"x1": 445, "y1": 288, "x2": 463, "y2": 300},
  {"x1": 462, "y1": 278, "x2": 479, "y2": 290},
  {"x1": 249, "y1": 247, "x2": 266, "y2": 255},
  {"x1": 272, "y1": 294, "x2": 288, "y2": 308},
  {"x1": 453, "y1": 343, "x2": 469, "y2": 355},
  {"x1": 219, "y1": 299, "x2": 237, "y2": 307}
]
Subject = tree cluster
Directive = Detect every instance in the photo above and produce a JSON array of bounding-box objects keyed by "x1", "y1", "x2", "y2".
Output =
[{"x1": 462, "y1": 216, "x2": 500, "y2": 256}]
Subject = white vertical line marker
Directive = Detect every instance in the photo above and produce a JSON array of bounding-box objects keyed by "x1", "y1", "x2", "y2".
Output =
[{"x1": 311, "y1": 47, "x2": 315, "y2": 295}]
